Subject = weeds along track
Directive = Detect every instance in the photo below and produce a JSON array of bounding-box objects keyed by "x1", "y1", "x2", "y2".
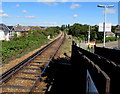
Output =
[{"x1": 1, "y1": 32, "x2": 66, "y2": 93}]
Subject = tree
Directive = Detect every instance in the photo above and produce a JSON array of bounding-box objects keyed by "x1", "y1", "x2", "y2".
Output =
[
  {"x1": 68, "y1": 23, "x2": 89, "y2": 37},
  {"x1": 61, "y1": 25, "x2": 66, "y2": 31}
]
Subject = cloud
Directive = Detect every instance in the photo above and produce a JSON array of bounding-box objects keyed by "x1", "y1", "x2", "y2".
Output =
[
  {"x1": 0, "y1": 10, "x2": 4, "y2": 13},
  {"x1": 61, "y1": 0, "x2": 68, "y2": 2},
  {"x1": 37, "y1": 0, "x2": 57, "y2": 6},
  {"x1": 28, "y1": 21, "x2": 60, "y2": 26},
  {"x1": 16, "y1": 16, "x2": 35, "y2": 18},
  {"x1": 22, "y1": 10, "x2": 27, "y2": 13},
  {"x1": 73, "y1": 14, "x2": 78, "y2": 18},
  {"x1": 0, "y1": 13, "x2": 9, "y2": 17},
  {"x1": 70, "y1": 3, "x2": 80, "y2": 9},
  {"x1": 37, "y1": 0, "x2": 56, "y2": 2},
  {"x1": 0, "y1": 2, "x2": 2, "y2": 6},
  {"x1": 105, "y1": 9, "x2": 116, "y2": 14},
  {"x1": 25, "y1": 16, "x2": 35, "y2": 18},
  {"x1": 16, "y1": 4, "x2": 20, "y2": 7},
  {"x1": 16, "y1": 16, "x2": 21, "y2": 18},
  {"x1": 44, "y1": 2, "x2": 58, "y2": 6},
  {"x1": 39, "y1": 22, "x2": 60, "y2": 26}
]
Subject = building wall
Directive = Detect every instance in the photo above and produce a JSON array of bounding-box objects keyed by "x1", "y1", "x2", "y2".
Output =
[
  {"x1": 0, "y1": 30, "x2": 10, "y2": 41},
  {"x1": 0, "y1": 30, "x2": 5, "y2": 40},
  {"x1": 16, "y1": 32, "x2": 22, "y2": 37}
]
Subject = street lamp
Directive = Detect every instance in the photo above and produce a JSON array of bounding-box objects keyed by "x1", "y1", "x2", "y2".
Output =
[
  {"x1": 88, "y1": 25, "x2": 90, "y2": 44},
  {"x1": 97, "y1": 5, "x2": 114, "y2": 47}
]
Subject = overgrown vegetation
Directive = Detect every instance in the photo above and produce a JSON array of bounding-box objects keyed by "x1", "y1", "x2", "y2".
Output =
[{"x1": 2, "y1": 27, "x2": 59, "y2": 63}]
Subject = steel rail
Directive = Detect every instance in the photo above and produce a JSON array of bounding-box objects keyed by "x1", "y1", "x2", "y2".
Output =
[
  {"x1": 28, "y1": 33, "x2": 66, "y2": 93},
  {"x1": 0, "y1": 33, "x2": 63, "y2": 85}
]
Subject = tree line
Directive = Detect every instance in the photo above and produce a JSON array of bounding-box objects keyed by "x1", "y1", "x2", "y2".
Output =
[{"x1": 60, "y1": 23, "x2": 119, "y2": 43}]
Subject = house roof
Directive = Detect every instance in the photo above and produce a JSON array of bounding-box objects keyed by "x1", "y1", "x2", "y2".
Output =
[
  {"x1": 0, "y1": 24, "x2": 10, "y2": 32},
  {"x1": 13, "y1": 25, "x2": 31, "y2": 32},
  {"x1": 14, "y1": 24, "x2": 25, "y2": 32},
  {"x1": 7, "y1": 26, "x2": 13, "y2": 30},
  {"x1": 22, "y1": 26, "x2": 31, "y2": 31},
  {"x1": 31, "y1": 26, "x2": 42, "y2": 30},
  {"x1": 106, "y1": 32, "x2": 115, "y2": 36}
]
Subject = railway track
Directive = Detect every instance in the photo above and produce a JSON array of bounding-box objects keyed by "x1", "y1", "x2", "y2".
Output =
[{"x1": 0, "y1": 32, "x2": 66, "y2": 93}]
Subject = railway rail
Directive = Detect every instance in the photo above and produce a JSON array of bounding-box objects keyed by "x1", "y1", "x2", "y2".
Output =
[{"x1": 0, "y1": 32, "x2": 66, "y2": 93}]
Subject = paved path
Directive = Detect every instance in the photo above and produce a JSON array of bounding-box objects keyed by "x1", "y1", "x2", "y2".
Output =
[{"x1": 96, "y1": 41, "x2": 119, "y2": 49}]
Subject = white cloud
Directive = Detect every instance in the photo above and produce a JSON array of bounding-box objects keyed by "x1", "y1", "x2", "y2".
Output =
[
  {"x1": 25, "y1": 16, "x2": 35, "y2": 18},
  {"x1": 16, "y1": 16, "x2": 21, "y2": 18},
  {"x1": 70, "y1": 3, "x2": 80, "y2": 9},
  {"x1": 61, "y1": 0, "x2": 68, "y2": 2},
  {"x1": 39, "y1": 22, "x2": 59, "y2": 26},
  {"x1": 44, "y1": 2, "x2": 58, "y2": 6},
  {"x1": 0, "y1": 2, "x2": 1, "y2": 4},
  {"x1": 28, "y1": 21, "x2": 60, "y2": 26},
  {"x1": 105, "y1": 9, "x2": 116, "y2": 14},
  {"x1": 37, "y1": 0, "x2": 56, "y2": 2},
  {"x1": 37, "y1": 0, "x2": 57, "y2": 6},
  {"x1": 0, "y1": 10, "x2": 4, "y2": 13},
  {"x1": 73, "y1": 14, "x2": 78, "y2": 18},
  {"x1": 16, "y1": 4, "x2": 20, "y2": 7},
  {"x1": 0, "y1": 13, "x2": 9, "y2": 17},
  {"x1": 22, "y1": 10, "x2": 27, "y2": 13}
]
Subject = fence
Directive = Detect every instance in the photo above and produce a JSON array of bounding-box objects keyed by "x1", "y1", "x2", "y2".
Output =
[{"x1": 71, "y1": 41, "x2": 120, "y2": 94}]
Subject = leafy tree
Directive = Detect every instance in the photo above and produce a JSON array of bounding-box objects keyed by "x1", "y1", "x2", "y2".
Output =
[
  {"x1": 61, "y1": 25, "x2": 66, "y2": 31},
  {"x1": 68, "y1": 23, "x2": 89, "y2": 37}
]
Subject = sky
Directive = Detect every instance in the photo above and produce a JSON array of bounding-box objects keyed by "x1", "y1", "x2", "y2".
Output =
[{"x1": 0, "y1": 1, "x2": 119, "y2": 26}]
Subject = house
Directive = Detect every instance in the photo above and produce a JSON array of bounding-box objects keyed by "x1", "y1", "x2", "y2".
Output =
[
  {"x1": 115, "y1": 25, "x2": 120, "y2": 33},
  {"x1": 31, "y1": 26, "x2": 42, "y2": 30},
  {"x1": 14, "y1": 24, "x2": 29, "y2": 37},
  {"x1": 43, "y1": 27, "x2": 49, "y2": 30},
  {"x1": 0, "y1": 24, "x2": 11, "y2": 41},
  {"x1": 106, "y1": 32, "x2": 115, "y2": 37},
  {"x1": 7, "y1": 26, "x2": 15, "y2": 39},
  {"x1": 23, "y1": 26, "x2": 31, "y2": 31}
]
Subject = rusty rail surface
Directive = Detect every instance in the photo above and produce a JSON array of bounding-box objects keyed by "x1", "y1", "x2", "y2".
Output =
[{"x1": 1, "y1": 32, "x2": 66, "y2": 93}]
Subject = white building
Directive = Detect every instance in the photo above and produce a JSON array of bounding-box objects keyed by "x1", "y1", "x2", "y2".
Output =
[
  {"x1": 106, "y1": 32, "x2": 115, "y2": 37},
  {"x1": 0, "y1": 24, "x2": 11, "y2": 41},
  {"x1": 0, "y1": 30, "x2": 6, "y2": 40}
]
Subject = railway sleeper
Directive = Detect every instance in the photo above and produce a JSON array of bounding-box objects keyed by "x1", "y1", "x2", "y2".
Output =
[
  {"x1": 20, "y1": 72, "x2": 40, "y2": 75},
  {"x1": 15, "y1": 77, "x2": 36, "y2": 81},
  {"x1": 3, "y1": 85, "x2": 30, "y2": 90}
]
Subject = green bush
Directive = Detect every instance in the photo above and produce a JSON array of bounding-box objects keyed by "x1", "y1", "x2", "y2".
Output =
[
  {"x1": 2, "y1": 28, "x2": 60, "y2": 62},
  {"x1": 105, "y1": 37, "x2": 117, "y2": 42}
]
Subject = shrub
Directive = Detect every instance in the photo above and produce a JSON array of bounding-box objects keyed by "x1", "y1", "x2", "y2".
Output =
[{"x1": 105, "y1": 37, "x2": 117, "y2": 42}]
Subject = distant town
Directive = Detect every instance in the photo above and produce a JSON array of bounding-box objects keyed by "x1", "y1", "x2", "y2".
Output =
[{"x1": 0, "y1": 24, "x2": 49, "y2": 41}]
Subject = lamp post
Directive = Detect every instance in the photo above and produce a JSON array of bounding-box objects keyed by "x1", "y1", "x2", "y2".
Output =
[
  {"x1": 88, "y1": 25, "x2": 90, "y2": 44},
  {"x1": 97, "y1": 5, "x2": 114, "y2": 47}
]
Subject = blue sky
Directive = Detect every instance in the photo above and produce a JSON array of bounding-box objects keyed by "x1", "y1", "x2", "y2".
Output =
[{"x1": 0, "y1": 1, "x2": 119, "y2": 26}]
